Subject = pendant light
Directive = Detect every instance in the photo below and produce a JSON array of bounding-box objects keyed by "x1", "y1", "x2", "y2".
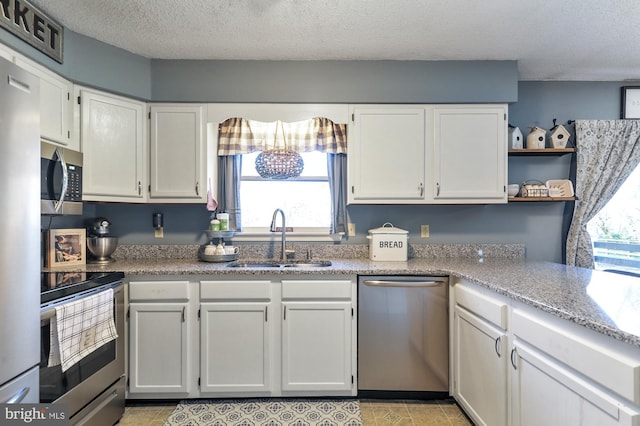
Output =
[
  {"x1": 255, "y1": 149, "x2": 304, "y2": 179},
  {"x1": 254, "y1": 121, "x2": 304, "y2": 179}
]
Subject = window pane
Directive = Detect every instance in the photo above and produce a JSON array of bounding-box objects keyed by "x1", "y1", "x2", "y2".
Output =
[
  {"x1": 240, "y1": 181, "x2": 331, "y2": 228},
  {"x1": 588, "y1": 165, "x2": 640, "y2": 273}
]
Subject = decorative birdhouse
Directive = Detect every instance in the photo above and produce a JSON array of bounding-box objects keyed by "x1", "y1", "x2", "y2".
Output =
[
  {"x1": 526, "y1": 126, "x2": 546, "y2": 149},
  {"x1": 549, "y1": 124, "x2": 570, "y2": 149},
  {"x1": 508, "y1": 125, "x2": 523, "y2": 149}
]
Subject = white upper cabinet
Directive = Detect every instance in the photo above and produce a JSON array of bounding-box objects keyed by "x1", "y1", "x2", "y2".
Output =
[
  {"x1": 14, "y1": 55, "x2": 75, "y2": 149},
  {"x1": 149, "y1": 104, "x2": 206, "y2": 202},
  {"x1": 79, "y1": 87, "x2": 147, "y2": 202},
  {"x1": 433, "y1": 105, "x2": 507, "y2": 203},
  {"x1": 0, "y1": 43, "x2": 14, "y2": 61},
  {"x1": 348, "y1": 106, "x2": 427, "y2": 203},
  {"x1": 348, "y1": 104, "x2": 507, "y2": 204}
]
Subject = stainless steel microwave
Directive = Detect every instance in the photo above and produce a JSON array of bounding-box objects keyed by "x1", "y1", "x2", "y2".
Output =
[{"x1": 41, "y1": 141, "x2": 83, "y2": 215}]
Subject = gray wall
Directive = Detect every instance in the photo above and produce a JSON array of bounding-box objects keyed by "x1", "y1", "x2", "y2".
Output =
[
  {"x1": 5, "y1": 29, "x2": 625, "y2": 263},
  {"x1": 0, "y1": 29, "x2": 151, "y2": 99},
  {"x1": 151, "y1": 59, "x2": 518, "y2": 103}
]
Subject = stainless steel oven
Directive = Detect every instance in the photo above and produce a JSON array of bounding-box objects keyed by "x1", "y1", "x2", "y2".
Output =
[{"x1": 40, "y1": 272, "x2": 125, "y2": 426}]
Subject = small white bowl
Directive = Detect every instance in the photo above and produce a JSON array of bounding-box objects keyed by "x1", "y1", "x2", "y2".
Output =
[{"x1": 507, "y1": 184, "x2": 520, "y2": 197}]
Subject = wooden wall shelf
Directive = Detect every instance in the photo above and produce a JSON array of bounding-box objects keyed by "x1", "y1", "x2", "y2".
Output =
[
  {"x1": 508, "y1": 148, "x2": 575, "y2": 156},
  {"x1": 508, "y1": 197, "x2": 576, "y2": 202}
]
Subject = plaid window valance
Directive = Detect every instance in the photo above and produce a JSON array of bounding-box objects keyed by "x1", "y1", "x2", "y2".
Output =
[{"x1": 217, "y1": 117, "x2": 347, "y2": 155}]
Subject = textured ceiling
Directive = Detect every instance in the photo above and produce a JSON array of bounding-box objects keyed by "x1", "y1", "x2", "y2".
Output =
[{"x1": 29, "y1": 0, "x2": 640, "y2": 81}]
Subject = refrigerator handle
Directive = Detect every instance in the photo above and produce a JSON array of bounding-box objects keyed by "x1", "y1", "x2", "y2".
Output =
[
  {"x1": 1, "y1": 386, "x2": 31, "y2": 404},
  {"x1": 362, "y1": 280, "x2": 444, "y2": 288}
]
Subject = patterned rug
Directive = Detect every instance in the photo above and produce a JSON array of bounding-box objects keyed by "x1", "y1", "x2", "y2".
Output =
[{"x1": 164, "y1": 398, "x2": 362, "y2": 426}]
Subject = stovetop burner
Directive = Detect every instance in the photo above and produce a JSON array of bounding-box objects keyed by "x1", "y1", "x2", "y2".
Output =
[{"x1": 41, "y1": 271, "x2": 124, "y2": 305}]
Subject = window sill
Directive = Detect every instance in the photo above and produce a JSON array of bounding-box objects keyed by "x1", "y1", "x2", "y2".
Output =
[{"x1": 231, "y1": 231, "x2": 344, "y2": 243}]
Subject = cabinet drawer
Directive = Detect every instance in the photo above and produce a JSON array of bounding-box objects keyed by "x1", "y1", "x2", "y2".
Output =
[
  {"x1": 513, "y1": 308, "x2": 640, "y2": 405},
  {"x1": 200, "y1": 280, "x2": 271, "y2": 300},
  {"x1": 129, "y1": 281, "x2": 191, "y2": 301},
  {"x1": 455, "y1": 283, "x2": 508, "y2": 329},
  {"x1": 282, "y1": 280, "x2": 352, "y2": 299}
]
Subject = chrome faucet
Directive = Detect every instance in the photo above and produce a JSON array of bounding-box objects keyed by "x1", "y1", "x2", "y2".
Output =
[{"x1": 270, "y1": 208, "x2": 287, "y2": 261}]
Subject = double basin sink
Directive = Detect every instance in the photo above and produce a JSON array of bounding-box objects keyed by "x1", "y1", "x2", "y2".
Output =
[{"x1": 227, "y1": 260, "x2": 332, "y2": 268}]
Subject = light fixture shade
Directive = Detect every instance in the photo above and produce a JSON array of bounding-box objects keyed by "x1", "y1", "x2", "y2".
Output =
[{"x1": 255, "y1": 150, "x2": 304, "y2": 179}]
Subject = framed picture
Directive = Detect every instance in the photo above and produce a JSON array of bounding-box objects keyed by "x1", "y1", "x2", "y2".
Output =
[
  {"x1": 621, "y1": 86, "x2": 640, "y2": 119},
  {"x1": 47, "y1": 228, "x2": 86, "y2": 268}
]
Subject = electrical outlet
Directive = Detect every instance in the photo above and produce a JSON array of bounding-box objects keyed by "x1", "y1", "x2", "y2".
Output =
[
  {"x1": 347, "y1": 223, "x2": 356, "y2": 237},
  {"x1": 421, "y1": 224, "x2": 430, "y2": 238}
]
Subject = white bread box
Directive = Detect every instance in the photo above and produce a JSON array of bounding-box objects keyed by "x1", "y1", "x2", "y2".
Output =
[{"x1": 367, "y1": 223, "x2": 408, "y2": 261}]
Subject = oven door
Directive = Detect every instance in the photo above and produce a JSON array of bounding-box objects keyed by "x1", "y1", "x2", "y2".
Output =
[
  {"x1": 41, "y1": 141, "x2": 83, "y2": 215},
  {"x1": 40, "y1": 283, "x2": 124, "y2": 420}
]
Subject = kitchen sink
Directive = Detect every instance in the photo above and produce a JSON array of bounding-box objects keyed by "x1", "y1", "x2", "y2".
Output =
[
  {"x1": 226, "y1": 260, "x2": 281, "y2": 268},
  {"x1": 226, "y1": 260, "x2": 332, "y2": 268},
  {"x1": 281, "y1": 260, "x2": 332, "y2": 268}
]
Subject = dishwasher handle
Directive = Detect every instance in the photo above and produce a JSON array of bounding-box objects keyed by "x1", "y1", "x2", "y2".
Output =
[{"x1": 362, "y1": 280, "x2": 445, "y2": 288}]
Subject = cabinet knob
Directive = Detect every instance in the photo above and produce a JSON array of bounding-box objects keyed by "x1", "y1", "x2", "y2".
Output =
[{"x1": 495, "y1": 336, "x2": 502, "y2": 357}]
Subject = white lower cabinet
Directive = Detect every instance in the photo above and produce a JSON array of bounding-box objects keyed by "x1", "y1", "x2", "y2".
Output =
[
  {"x1": 128, "y1": 281, "x2": 193, "y2": 396},
  {"x1": 454, "y1": 306, "x2": 509, "y2": 426},
  {"x1": 281, "y1": 301, "x2": 353, "y2": 392},
  {"x1": 452, "y1": 279, "x2": 640, "y2": 426},
  {"x1": 127, "y1": 275, "x2": 356, "y2": 399},
  {"x1": 510, "y1": 307, "x2": 640, "y2": 426},
  {"x1": 281, "y1": 279, "x2": 356, "y2": 395},
  {"x1": 452, "y1": 282, "x2": 509, "y2": 426},
  {"x1": 200, "y1": 280, "x2": 272, "y2": 394},
  {"x1": 511, "y1": 341, "x2": 639, "y2": 426}
]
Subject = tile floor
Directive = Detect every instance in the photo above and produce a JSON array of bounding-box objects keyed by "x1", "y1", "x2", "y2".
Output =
[{"x1": 118, "y1": 399, "x2": 472, "y2": 425}]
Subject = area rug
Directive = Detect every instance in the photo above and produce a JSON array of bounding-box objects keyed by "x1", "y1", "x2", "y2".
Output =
[{"x1": 164, "y1": 398, "x2": 362, "y2": 426}]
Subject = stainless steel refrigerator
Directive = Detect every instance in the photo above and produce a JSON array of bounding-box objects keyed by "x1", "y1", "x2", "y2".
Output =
[{"x1": 0, "y1": 57, "x2": 40, "y2": 404}]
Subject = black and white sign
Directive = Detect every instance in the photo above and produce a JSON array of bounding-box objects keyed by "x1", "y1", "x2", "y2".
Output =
[{"x1": 0, "y1": 0, "x2": 63, "y2": 63}]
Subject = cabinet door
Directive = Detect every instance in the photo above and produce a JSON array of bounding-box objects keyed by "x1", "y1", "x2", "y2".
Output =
[
  {"x1": 348, "y1": 107, "x2": 426, "y2": 203},
  {"x1": 0, "y1": 43, "x2": 13, "y2": 61},
  {"x1": 453, "y1": 306, "x2": 509, "y2": 426},
  {"x1": 128, "y1": 302, "x2": 191, "y2": 394},
  {"x1": 200, "y1": 302, "x2": 271, "y2": 394},
  {"x1": 81, "y1": 89, "x2": 146, "y2": 201},
  {"x1": 149, "y1": 105, "x2": 206, "y2": 202},
  {"x1": 281, "y1": 301, "x2": 352, "y2": 392},
  {"x1": 511, "y1": 342, "x2": 640, "y2": 426},
  {"x1": 433, "y1": 105, "x2": 507, "y2": 203},
  {"x1": 14, "y1": 56, "x2": 74, "y2": 149}
]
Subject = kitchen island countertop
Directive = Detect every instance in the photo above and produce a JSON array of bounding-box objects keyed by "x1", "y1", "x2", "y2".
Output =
[{"x1": 67, "y1": 256, "x2": 640, "y2": 348}]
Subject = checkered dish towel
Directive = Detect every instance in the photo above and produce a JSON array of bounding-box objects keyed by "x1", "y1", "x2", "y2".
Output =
[{"x1": 48, "y1": 288, "x2": 117, "y2": 372}]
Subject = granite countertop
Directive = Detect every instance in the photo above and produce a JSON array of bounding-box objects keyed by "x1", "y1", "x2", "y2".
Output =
[{"x1": 75, "y1": 255, "x2": 640, "y2": 349}]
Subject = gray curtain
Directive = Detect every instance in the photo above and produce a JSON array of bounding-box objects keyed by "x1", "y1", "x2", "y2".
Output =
[
  {"x1": 217, "y1": 155, "x2": 243, "y2": 231},
  {"x1": 566, "y1": 120, "x2": 640, "y2": 267},
  {"x1": 327, "y1": 153, "x2": 349, "y2": 235}
]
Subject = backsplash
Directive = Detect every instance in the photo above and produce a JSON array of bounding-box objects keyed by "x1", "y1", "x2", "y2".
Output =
[{"x1": 113, "y1": 243, "x2": 525, "y2": 260}]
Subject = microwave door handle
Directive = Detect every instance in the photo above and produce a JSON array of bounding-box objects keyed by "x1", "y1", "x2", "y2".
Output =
[{"x1": 53, "y1": 148, "x2": 68, "y2": 213}]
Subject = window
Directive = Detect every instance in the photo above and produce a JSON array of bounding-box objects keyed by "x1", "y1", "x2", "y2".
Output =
[
  {"x1": 588, "y1": 165, "x2": 640, "y2": 274},
  {"x1": 239, "y1": 151, "x2": 331, "y2": 232}
]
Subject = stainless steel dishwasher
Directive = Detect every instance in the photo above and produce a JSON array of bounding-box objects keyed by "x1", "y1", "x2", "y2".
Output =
[{"x1": 358, "y1": 275, "x2": 449, "y2": 398}]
